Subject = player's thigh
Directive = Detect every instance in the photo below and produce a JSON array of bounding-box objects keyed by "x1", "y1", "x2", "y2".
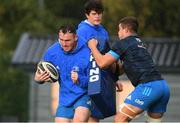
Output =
[
  {"x1": 88, "y1": 116, "x2": 99, "y2": 122},
  {"x1": 55, "y1": 117, "x2": 71, "y2": 123},
  {"x1": 115, "y1": 83, "x2": 152, "y2": 121},
  {"x1": 55, "y1": 105, "x2": 74, "y2": 119},
  {"x1": 115, "y1": 103, "x2": 144, "y2": 122},
  {"x1": 73, "y1": 95, "x2": 92, "y2": 122},
  {"x1": 124, "y1": 81, "x2": 167, "y2": 112},
  {"x1": 123, "y1": 103, "x2": 144, "y2": 115},
  {"x1": 73, "y1": 106, "x2": 91, "y2": 122}
]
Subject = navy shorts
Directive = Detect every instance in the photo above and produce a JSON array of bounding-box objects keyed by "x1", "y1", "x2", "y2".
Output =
[
  {"x1": 56, "y1": 95, "x2": 92, "y2": 118},
  {"x1": 124, "y1": 80, "x2": 170, "y2": 113}
]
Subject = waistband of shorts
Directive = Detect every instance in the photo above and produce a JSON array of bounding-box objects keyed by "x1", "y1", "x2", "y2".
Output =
[{"x1": 139, "y1": 77, "x2": 163, "y2": 84}]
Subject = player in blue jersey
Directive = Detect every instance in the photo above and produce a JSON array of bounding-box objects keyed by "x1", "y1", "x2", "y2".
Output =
[
  {"x1": 34, "y1": 24, "x2": 92, "y2": 122},
  {"x1": 88, "y1": 16, "x2": 170, "y2": 122},
  {"x1": 77, "y1": 0, "x2": 109, "y2": 53},
  {"x1": 77, "y1": 0, "x2": 121, "y2": 121}
]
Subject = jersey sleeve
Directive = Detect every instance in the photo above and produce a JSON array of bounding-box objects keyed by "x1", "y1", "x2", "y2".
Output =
[
  {"x1": 77, "y1": 28, "x2": 95, "y2": 43},
  {"x1": 107, "y1": 50, "x2": 120, "y2": 60},
  {"x1": 42, "y1": 48, "x2": 53, "y2": 62}
]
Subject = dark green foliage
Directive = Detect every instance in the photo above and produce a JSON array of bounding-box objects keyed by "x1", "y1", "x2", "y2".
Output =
[
  {"x1": 0, "y1": 51, "x2": 29, "y2": 121},
  {"x1": 0, "y1": 0, "x2": 86, "y2": 121},
  {"x1": 103, "y1": 0, "x2": 180, "y2": 37}
]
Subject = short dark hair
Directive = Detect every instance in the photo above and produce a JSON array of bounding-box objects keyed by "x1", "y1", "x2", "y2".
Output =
[
  {"x1": 59, "y1": 24, "x2": 76, "y2": 34},
  {"x1": 119, "y1": 16, "x2": 139, "y2": 33},
  {"x1": 84, "y1": 0, "x2": 104, "y2": 15}
]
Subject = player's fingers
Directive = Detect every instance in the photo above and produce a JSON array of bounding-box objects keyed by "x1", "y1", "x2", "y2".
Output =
[
  {"x1": 71, "y1": 72, "x2": 78, "y2": 83},
  {"x1": 40, "y1": 71, "x2": 50, "y2": 81},
  {"x1": 37, "y1": 68, "x2": 41, "y2": 74},
  {"x1": 71, "y1": 71, "x2": 78, "y2": 77}
]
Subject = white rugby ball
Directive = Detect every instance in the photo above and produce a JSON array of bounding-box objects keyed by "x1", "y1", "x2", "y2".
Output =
[{"x1": 37, "y1": 61, "x2": 59, "y2": 83}]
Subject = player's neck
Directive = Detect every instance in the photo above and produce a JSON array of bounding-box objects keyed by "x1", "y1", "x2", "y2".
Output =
[
  {"x1": 120, "y1": 33, "x2": 137, "y2": 40},
  {"x1": 125, "y1": 33, "x2": 137, "y2": 38}
]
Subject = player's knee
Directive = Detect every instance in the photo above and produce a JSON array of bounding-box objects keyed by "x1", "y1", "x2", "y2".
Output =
[
  {"x1": 146, "y1": 114, "x2": 162, "y2": 123},
  {"x1": 147, "y1": 112, "x2": 163, "y2": 118},
  {"x1": 146, "y1": 113, "x2": 163, "y2": 123}
]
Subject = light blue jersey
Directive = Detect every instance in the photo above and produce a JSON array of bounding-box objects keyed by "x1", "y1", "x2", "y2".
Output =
[
  {"x1": 77, "y1": 20, "x2": 109, "y2": 52},
  {"x1": 43, "y1": 39, "x2": 90, "y2": 107},
  {"x1": 77, "y1": 20, "x2": 117, "y2": 119}
]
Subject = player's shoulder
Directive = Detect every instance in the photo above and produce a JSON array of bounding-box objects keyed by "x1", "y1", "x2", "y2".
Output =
[
  {"x1": 45, "y1": 42, "x2": 60, "y2": 55},
  {"x1": 125, "y1": 36, "x2": 141, "y2": 43},
  {"x1": 48, "y1": 42, "x2": 59, "y2": 50},
  {"x1": 78, "y1": 24, "x2": 94, "y2": 32},
  {"x1": 77, "y1": 21, "x2": 92, "y2": 30},
  {"x1": 121, "y1": 36, "x2": 139, "y2": 47}
]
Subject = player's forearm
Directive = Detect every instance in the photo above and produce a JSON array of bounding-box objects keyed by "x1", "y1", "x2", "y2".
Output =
[{"x1": 90, "y1": 46, "x2": 107, "y2": 68}]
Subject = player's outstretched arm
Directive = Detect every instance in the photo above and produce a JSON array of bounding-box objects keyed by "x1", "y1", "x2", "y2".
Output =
[{"x1": 88, "y1": 39, "x2": 117, "y2": 68}]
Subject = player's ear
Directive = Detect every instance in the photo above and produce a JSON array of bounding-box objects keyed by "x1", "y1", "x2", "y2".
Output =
[
  {"x1": 75, "y1": 34, "x2": 78, "y2": 41},
  {"x1": 85, "y1": 13, "x2": 89, "y2": 19},
  {"x1": 125, "y1": 27, "x2": 129, "y2": 33}
]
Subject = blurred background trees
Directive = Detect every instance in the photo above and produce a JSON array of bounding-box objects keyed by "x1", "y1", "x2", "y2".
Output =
[
  {"x1": 102, "y1": 0, "x2": 180, "y2": 36},
  {"x1": 0, "y1": 0, "x2": 179, "y2": 121}
]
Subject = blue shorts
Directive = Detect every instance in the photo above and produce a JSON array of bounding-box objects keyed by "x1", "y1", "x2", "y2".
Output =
[
  {"x1": 125, "y1": 80, "x2": 170, "y2": 113},
  {"x1": 56, "y1": 95, "x2": 92, "y2": 118}
]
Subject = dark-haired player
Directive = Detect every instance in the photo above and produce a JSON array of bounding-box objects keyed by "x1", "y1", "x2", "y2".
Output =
[
  {"x1": 77, "y1": 0, "x2": 120, "y2": 121},
  {"x1": 34, "y1": 24, "x2": 92, "y2": 122},
  {"x1": 88, "y1": 16, "x2": 170, "y2": 122}
]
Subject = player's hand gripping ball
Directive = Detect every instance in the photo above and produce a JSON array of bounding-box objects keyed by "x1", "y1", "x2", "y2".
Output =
[{"x1": 38, "y1": 61, "x2": 59, "y2": 83}]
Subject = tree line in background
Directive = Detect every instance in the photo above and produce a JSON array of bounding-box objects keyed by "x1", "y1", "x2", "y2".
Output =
[
  {"x1": 103, "y1": 0, "x2": 180, "y2": 37},
  {"x1": 0, "y1": 0, "x2": 179, "y2": 121}
]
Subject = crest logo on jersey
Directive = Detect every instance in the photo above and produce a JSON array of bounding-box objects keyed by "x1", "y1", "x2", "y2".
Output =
[{"x1": 56, "y1": 66, "x2": 60, "y2": 70}]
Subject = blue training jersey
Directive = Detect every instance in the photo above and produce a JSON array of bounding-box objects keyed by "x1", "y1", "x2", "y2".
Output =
[
  {"x1": 77, "y1": 20, "x2": 110, "y2": 53},
  {"x1": 109, "y1": 36, "x2": 162, "y2": 87},
  {"x1": 42, "y1": 39, "x2": 90, "y2": 107},
  {"x1": 77, "y1": 20, "x2": 118, "y2": 119}
]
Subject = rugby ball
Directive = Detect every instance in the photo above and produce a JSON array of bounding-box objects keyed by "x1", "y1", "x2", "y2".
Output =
[{"x1": 37, "y1": 61, "x2": 59, "y2": 83}]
